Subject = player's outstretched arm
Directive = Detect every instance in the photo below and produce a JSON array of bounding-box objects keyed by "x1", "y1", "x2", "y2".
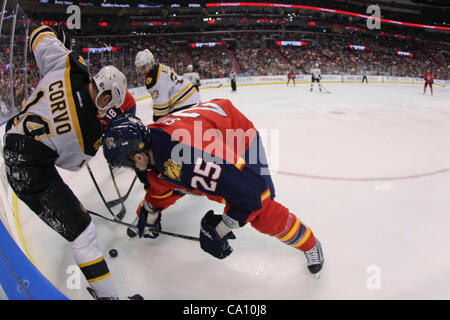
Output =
[{"x1": 29, "y1": 25, "x2": 72, "y2": 77}]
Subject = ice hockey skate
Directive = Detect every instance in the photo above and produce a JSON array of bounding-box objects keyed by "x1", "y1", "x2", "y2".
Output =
[{"x1": 304, "y1": 240, "x2": 324, "y2": 278}]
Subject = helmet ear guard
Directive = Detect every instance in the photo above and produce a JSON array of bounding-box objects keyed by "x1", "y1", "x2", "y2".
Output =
[{"x1": 102, "y1": 114, "x2": 152, "y2": 168}]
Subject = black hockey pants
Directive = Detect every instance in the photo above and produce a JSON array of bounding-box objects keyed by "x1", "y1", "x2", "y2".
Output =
[{"x1": 3, "y1": 133, "x2": 91, "y2": 241}]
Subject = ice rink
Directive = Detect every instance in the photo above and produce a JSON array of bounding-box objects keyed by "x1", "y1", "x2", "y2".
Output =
[{"x1": 15, "y1": 82, "x2": 450, "y2": 300}]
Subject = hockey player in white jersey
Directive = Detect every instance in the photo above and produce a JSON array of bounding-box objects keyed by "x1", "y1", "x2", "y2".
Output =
[
  {"x1": 310, "y1": 63, "x2": 323, "y2": 92},
  {"x1": 183, "y1": 64, "x2": 201, "y2": 91},
  {"x1": 135, "y1": 49, "x2": 201, "y2": 122},
  {"x1": 3, "y1": 25, "x2": 127, "y2": 299}
]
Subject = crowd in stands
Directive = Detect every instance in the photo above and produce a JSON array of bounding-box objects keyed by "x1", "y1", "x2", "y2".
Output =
[{"x1": 1, "y1": 30, "x2": 449, "y2": 121}]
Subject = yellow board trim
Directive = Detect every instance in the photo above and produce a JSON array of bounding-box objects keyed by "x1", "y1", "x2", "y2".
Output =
[
  {"x1": 279, "y1": 218, "x2": 300, "y2": 242},
  {"x1": 65, "y1": 56, "x2": 85, "y2": 153},
  {"x1": 12, "y1": 193, "x2": 34, "y2": 262}
]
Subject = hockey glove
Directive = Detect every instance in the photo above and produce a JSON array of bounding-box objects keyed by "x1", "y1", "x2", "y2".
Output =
[
  {"x1": 137, "y1": 201, "x2": 162, "y2": 239},
  {"x1": 200, "y1": 210, "x2": 236, "y2": 259}
]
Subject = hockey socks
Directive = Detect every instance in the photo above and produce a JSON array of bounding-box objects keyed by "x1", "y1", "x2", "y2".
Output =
[
  {"x1": 275, "y1": 213, "x2": 316, "y2": 252},
  {"x1": 71, "y1": 221, "x2": 119, "y2": 299}
]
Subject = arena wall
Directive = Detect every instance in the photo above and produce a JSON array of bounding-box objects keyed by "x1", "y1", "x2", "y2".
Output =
[
  {"x1": 129, "y1": 74, "x2": 450, "y2": 100},
  {"x1": 0, "y1": 126, "x2": 68, "y2": 300}
]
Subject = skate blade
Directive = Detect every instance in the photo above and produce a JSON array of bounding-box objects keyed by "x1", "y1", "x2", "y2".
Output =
[{"x1": 310, "y1": 271, "x2": 321, "y2": 279}]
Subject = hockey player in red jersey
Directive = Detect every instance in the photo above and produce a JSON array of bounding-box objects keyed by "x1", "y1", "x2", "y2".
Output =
[
  {"x1": 102, "y1": 99, "x2": 325, "y2": 276},
  {"x1": 423, "y1": 70, "x2": 433, "y2": 95},
  {"x1": 120, "y1": 89, "x2": 137, "y2": 115},
  {"x1": 287, "y1": 71, "x2": 296, "y2": 86}
]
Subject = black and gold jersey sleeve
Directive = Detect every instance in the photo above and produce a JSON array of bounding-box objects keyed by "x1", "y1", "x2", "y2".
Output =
[{"x1": 145, "y1": 64, "x2": 161, "y2": 90}]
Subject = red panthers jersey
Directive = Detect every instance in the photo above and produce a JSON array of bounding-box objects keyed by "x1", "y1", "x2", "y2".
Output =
[
  {"x1": 144, "y1": 99, "x2": 275, "y2": 224},
  {"x1": 424, "y1": 73, "x2": 433, "y2": 84},
  {"x1": 119, "y1": 89, "x2": 136, "y2": 113}
]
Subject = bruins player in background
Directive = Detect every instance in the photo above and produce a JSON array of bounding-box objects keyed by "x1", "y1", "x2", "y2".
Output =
[
  {"x1": 2, "y1": 25, "x2": 127, "y2": 299},
  {"x1": 135, "y1": 49, "x2": 201, "y2": 122},
  {"x1": 182, "y1": 64, "x2": 201, "y2": 92}
]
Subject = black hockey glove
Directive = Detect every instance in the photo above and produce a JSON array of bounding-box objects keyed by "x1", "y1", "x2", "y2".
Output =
[
  {"x1": 137, "y1": 201, "x2": 162, "y2": 239},
  {"x1": 56, "y1": 24, "x2": 72, "y2": 49},
  {"x1": 200, "y1": 210, "x2": 236, "y2": 259}
]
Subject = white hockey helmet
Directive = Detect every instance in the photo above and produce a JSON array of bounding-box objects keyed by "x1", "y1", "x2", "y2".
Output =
[
  {"x1": 186, "y1": 64, "x2": 193, "y2": 72},
  {"x1": 315, "y1": 63, "x2": 319, "y2": 67},
  {"x1": 92, "y1": 65, "x2": 127, "y2": 113},
  {"x1": 135, "y1": 49, "x2": 155, "y2": 71}
]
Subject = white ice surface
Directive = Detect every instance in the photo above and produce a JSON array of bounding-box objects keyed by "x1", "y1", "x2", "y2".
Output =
[{"x1": 17, "y1": 82, "x2": 450, "y2": 300}]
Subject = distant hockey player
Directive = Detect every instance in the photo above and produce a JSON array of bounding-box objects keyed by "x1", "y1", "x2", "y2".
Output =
[
  {"x1": 287, "y1": 71, "x2": 296, "y2": 87},
  {"x1": 183, "y1": 64, "x2": 201, "y2": 92},
  {"x1": 423, "y1": 70, "x2": 433, "y2": 95},
  {"x1": 135, "y1": 49, "x2": 201, "y2": 122},
  {"x1": 3, "y1": 25, "x2": 127, "y2": 299},
  {"x1": 102, "y1": 100, "x2": 325, "y2": 277},
  {"x1": 230, "y1": 70, "x2": 237, "y2": 92},
  {"x1": 361, "y1": 70, "x2": 368, "y2": 83},
  {"x1": 310, "y1": 63, "x2": 323, "y2": 92}
]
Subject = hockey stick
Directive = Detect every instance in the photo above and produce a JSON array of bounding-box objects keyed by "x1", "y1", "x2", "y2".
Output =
[
  {"x1": 87, "y1": 209, "x2": 200, "y2": 242},
  {"x1": 107, "y1": 165, "x2": 128, "y2": 218},
  {"x1": 106, "y1": 175, "x2": 137, "y2": 208},
  {"x1": 86, "y1": 163, "x2": 126, "y2": 220}
]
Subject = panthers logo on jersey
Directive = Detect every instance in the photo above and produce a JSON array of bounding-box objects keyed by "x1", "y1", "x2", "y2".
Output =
[
  {"x1": 164, "y1": 158, "x2": 182, "y2": 182},
  {"x1": 105, "y1": 137, "x2": 116, "y2": 150}
]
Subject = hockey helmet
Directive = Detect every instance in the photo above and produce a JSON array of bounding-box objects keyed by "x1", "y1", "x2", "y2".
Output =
[
  {"x1": 186, "y1": 64, "x2": 193, "y2": 72},
  {"x1": 135, "y1": 49, "x2": 155, "y2": 71},
  {"x1": 103, "y1": 114, "x2": 152, "y2": 168},
  {"x1": 92, "y1": 65, "x2": 127, "y2": 114}
]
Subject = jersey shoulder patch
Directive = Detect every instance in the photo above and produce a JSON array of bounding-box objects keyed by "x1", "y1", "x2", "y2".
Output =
[{"x1": 145, "y1": 64, "x2": 160, "y2": 89}]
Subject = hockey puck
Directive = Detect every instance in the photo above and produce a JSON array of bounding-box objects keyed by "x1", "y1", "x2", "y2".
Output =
[
  {"x1": 109, "y1": 249, "x2": 118, "y2": 258},
  {"x1": 127, "y1": 227, "x2": 137, "y2": 238}
]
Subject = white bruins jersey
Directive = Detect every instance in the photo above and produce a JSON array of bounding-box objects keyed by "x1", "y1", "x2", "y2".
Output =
[
  {"x1": 183, "y1": 71, "x2": 200, "y2": 86},
  {"x1": 311, "y1": 68, "x2": 321, "y2": 79},
  {"x1": 6, "y1": 25, "x2": 103, "y2": 171},
  {"x1": 145, "y1": 64, "x2": 201, "y2": 118}
]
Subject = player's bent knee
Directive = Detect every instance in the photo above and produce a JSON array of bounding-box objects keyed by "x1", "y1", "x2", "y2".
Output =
[{"x1": 248, "y1": 199, "x2": 290, "y2": 236}]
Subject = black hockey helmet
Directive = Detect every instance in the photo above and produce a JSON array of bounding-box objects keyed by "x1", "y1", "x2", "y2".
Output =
[{"x1": 102, "y1": 114, "x2": 152, "y2": 168}]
